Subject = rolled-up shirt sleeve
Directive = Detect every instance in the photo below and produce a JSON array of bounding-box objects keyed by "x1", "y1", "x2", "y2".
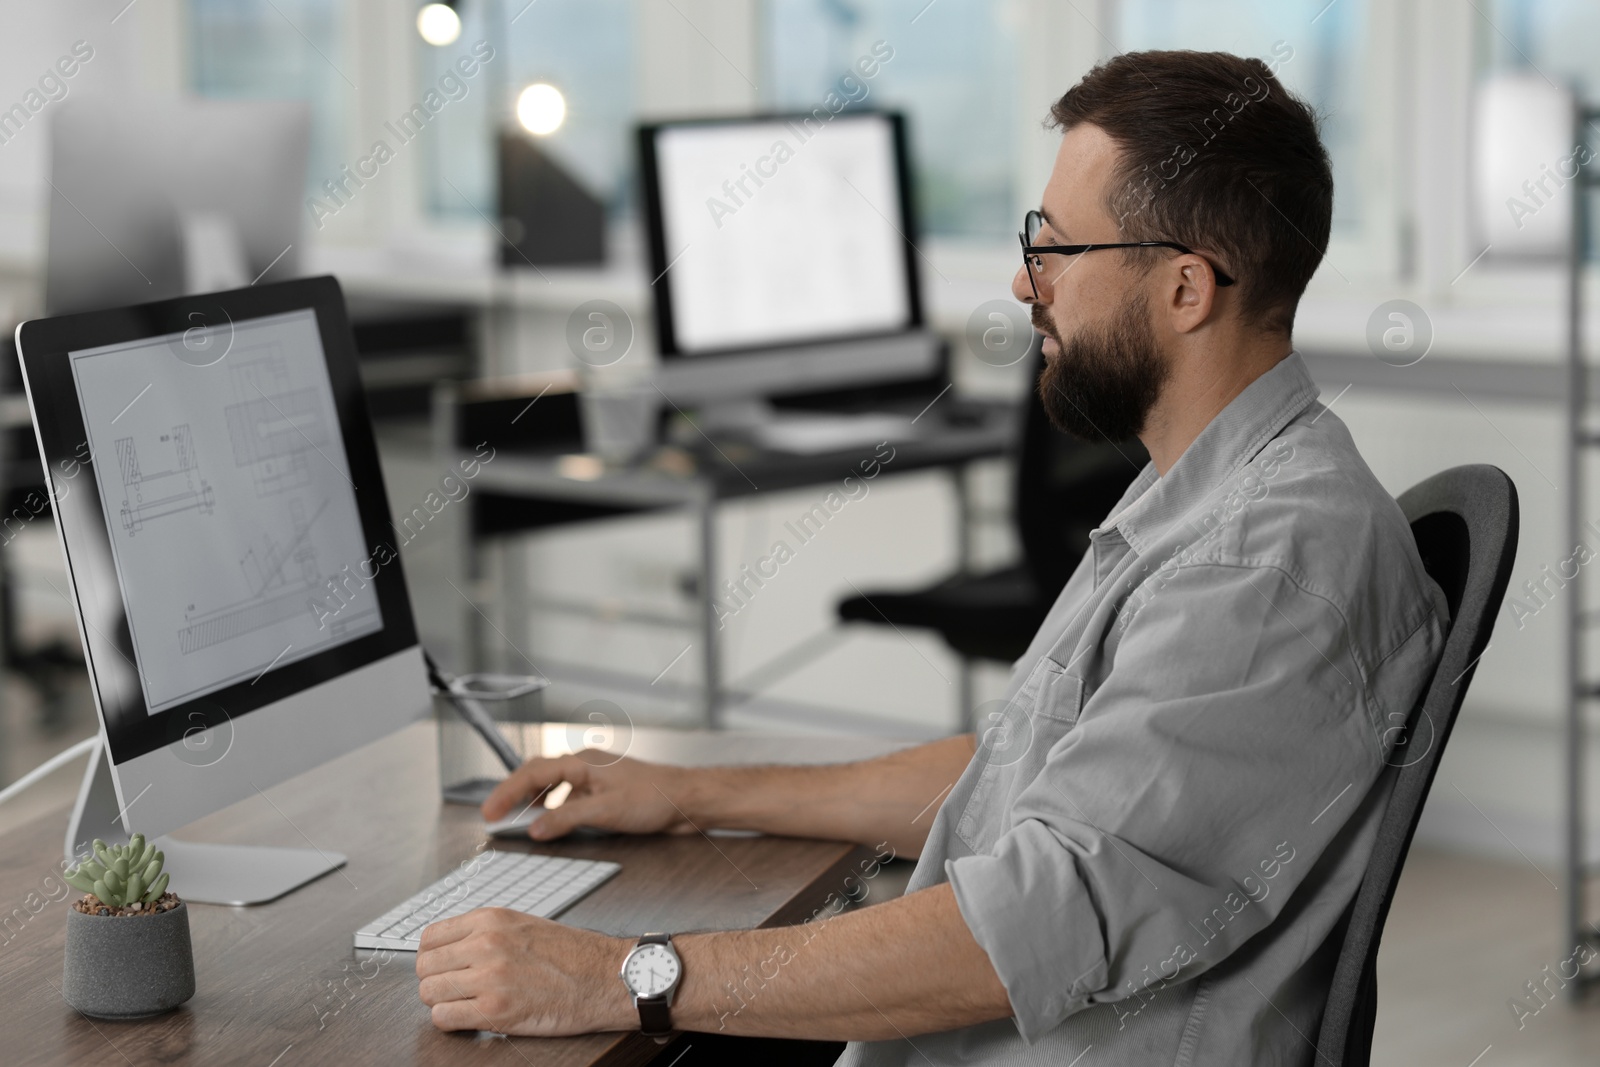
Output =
[{"x1": 945, "y1": 559, "x2": 1439, "y2": 1043}]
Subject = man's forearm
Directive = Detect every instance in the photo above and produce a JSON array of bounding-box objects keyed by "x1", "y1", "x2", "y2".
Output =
[
  {"x1": 661, "y1": 881, "x2": 1010, "y2": 1040},
  {"x1": 681, "y1": 734, "x2": 975, "y2": 858}
]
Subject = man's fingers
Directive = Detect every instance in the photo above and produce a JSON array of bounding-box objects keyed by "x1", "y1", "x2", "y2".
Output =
[
  {"x1": 418, "y1": 969, "x2": 476, "y2": 1006},
  {"x1": 422, "y1": 970, "x2": 495, "y2": 1032},
  {"x1": 482, "y1": 755, "x2": 587, "y2": 820},
  {"x1": 528, "y1": 795, "x2": 611, "y2": 839},
  {"x1": 417, "y1": 911, "x2": 480, "y2": 954},
  {"x1": 430, "y1": 998, "x2": 492, "y2": 1032},
  {"x1": 415, "y1": 935, "x2": 479, "y2": 979},
  {"x1": 480, "y1": 756, "x2": 563, "y2": 820}
]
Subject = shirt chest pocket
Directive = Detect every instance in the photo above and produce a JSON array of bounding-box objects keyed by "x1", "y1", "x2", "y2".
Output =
[{"x1": 955, "y1": 656, "x2": 1086, "y2": 854}]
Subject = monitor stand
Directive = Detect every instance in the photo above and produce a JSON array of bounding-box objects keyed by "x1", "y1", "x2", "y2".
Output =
[
  {"x1": 179, "y1": 211, "x2": 251, "y2": 294},
  {"x1": 64, "y1": 741, "x2": 348, "y2": 907}
]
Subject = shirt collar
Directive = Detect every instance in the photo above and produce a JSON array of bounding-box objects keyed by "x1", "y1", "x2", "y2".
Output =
[{"x1": 1099, "y1": 351, "x2": 1322, "y2": 556}]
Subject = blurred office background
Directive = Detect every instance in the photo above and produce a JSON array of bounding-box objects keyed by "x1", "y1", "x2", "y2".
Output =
[{"x1": 3, "y1": 2, "x2": 1600, "y2": 1062}]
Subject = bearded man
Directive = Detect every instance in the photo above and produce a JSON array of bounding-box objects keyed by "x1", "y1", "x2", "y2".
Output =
[{"x1": 417, "y1": 49, "x2": 1446, "y2": 1067}]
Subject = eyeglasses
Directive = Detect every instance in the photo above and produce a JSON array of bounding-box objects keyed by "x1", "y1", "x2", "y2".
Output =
[{"x1": 1017, "y1": 209, "x2": 1236, "y2": 299}]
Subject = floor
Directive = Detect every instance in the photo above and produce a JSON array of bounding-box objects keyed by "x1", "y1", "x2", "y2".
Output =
[{"x1": 1369, "y1": 849, "x2": 1600, "y2": 1067}]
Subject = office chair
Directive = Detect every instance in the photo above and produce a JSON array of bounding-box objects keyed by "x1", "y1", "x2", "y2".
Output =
[
  {"x1": 1314, "y1": 464, "x2": 1519, "y2": 1066},
  {"x1": 836, "y1": 338, "x2": 1146, "y2": 722}
]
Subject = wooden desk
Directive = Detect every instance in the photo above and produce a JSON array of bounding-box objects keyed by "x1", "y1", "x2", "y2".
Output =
[{"x1": 0, "y1": 721, "x2": 911, "y2": 1066}]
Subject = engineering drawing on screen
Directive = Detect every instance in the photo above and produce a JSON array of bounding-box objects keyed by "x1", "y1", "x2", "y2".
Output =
[
  {"x1": 175, "y1": 494, "x2": 375, "y2": 655},
  {"x1": 115, "y1": 425, "x2": 215, "y2": 534},
  {"x1": 70, "y1": 309, "x2": 383, "y2": 715},
  {"x1": 225, "y1": 346, "x2": 323, "y2": 496}
]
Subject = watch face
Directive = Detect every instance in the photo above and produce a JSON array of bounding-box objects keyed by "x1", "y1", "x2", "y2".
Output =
[{"x1": 623, "y1": 942, "x2": 681, "y2": 997}]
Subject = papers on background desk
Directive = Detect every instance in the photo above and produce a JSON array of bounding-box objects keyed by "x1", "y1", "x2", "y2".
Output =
[{"x1": 753, "y1": 412, "x2": 917, "y2": 454}]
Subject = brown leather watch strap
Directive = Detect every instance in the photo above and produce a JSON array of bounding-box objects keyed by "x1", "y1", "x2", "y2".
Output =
[
  {"x1": 638, "y1": 994, "x2": 672, "y2": 1038},
  {"x1": 636, "y1": 933, "x2": 674, "y2": 1040}
]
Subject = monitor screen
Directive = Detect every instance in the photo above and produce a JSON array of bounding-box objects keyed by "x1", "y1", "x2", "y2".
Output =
[
  {"x1": 67, "y1": 308, "x2": 383, "y2": 715},
  {"x1": 646, "y1": 111, "x2": 917, "y2": 356}
]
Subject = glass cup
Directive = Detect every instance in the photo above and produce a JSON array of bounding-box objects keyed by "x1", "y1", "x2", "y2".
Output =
[{"x1": 579, "y1": 384, "x2": 659, "y2": 464}]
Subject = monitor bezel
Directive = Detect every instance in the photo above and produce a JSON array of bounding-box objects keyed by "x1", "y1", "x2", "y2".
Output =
[
  {"x1": 638, "y1": 109, "x2": 926, "y2": 360},
  {"x1": 15, "y1": 275, "x2": 419, "y2": 767}
]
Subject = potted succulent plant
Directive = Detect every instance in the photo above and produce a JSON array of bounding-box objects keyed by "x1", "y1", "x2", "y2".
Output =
[{"x1": 61, "y1": 835, "x2": 195, "y2": 1019}]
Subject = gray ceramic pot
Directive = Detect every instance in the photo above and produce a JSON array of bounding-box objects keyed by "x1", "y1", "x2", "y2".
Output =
[{"x1": 62, "y1": 901, "x2": 195, "y2": 1019}]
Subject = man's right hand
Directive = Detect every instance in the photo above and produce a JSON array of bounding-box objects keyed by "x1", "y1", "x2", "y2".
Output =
[
  {"x1": 481, "y1": 733, "x2": 973, "y2": 856},
  {"x1": 480, "y1": 752, "x2": 700, "y2": 840}
]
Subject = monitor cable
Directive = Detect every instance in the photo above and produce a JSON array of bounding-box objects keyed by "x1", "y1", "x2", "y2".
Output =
[{"x1": 0, "y1": 734, "x2": 98, "y2": 808}]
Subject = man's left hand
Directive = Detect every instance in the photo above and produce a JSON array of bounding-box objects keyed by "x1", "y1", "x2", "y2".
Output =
[{"x1": 416, "y1": 908, "x2": 632, "y2": 1035}]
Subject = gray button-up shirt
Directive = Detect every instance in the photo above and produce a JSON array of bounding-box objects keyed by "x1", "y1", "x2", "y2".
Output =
[{"x1": 837, "y1": 352, "x2": 1447, "y2": 1067}]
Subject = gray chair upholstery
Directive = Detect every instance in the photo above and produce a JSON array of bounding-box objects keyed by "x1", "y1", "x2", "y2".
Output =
[{"x1": 1314, "y1": 464, "x2": 1520, "y2": 1066}]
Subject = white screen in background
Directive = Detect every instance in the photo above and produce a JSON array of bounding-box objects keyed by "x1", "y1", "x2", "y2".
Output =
[
  {"x1": 656, "y1": 115, "x2": 912, "y2": 353},
  {"x1": 70, "y1": 309, "x2": 383, "y2": 715}
]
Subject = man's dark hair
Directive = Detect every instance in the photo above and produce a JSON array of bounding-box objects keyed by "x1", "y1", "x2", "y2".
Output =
[{"x1": 1049, "y1": 50, "x2": 1333, "y2": 336}]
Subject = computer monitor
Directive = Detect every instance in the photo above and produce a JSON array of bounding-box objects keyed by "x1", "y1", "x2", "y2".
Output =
[
  {"x1": 45, "y1": 97, "x2": 309, "y2": 316},
  {"x1": 15, "y1": 276, "x2": 431, "y2": 904},
  {"x1": 638, "y1": 110, "x2": 940, "y2": 404}
]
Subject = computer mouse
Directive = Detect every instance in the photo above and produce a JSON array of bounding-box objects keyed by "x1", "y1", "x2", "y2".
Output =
[{"x1": 484, "y1": 808, "x2": 616, "y2": 840}]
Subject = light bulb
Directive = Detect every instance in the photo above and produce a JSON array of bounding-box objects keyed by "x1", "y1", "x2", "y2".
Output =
[
  {"x1": 417, "y1": 4, "x2": 462, "y2": 46},
  {"x1": 516, "y1": 83, "x2": 566, "y2": 136}
]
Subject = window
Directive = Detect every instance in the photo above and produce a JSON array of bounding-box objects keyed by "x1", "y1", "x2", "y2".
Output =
[
  {"x1": 1476, "y1": 0, "x2": 1600, "y2": 97},
  {"x1": 1111, "y1": 0, "x2": 1370, "y2": 235},
  {"x1": 189, "y1": 0, "x2": 349, "y2": 203},
  {"x1": 761, "y1": 0, "x2": 1021, "y2": 239},
  {"x1": 1468, "y1": 1, "x2": 1600, "y2": 262},
  {"x1": 419, "y1": 0, "x2": 636, "y2": 221}
]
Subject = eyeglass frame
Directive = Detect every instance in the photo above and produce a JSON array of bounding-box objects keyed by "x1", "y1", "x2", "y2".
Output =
[{"x1": 1017, "y1": 209, "x2": 1236, "y2": 300}]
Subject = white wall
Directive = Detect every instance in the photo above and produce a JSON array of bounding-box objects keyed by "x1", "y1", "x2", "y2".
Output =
[
  {"x1": 636, "y1": 0, "x2": 760, "y2": 120},
  {"x1": 0, "y1": 0, "x2": 186, "y2": 325},
  {"x1": 1329, "y1": 386, "x2": 1599, "y2": 865}
]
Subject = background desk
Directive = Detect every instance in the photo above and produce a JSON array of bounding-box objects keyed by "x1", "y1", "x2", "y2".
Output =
[
  {"x1": 457, "y1": 395, "x2": 1019, "y2": 729},
  {"x1": 0, "y1": 720, "x2": 912, "y2": 1066}
]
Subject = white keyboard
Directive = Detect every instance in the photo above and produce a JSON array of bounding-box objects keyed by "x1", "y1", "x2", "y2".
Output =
[{"x1": 354, "y1": 850, "x2": 621, "y2": 951}]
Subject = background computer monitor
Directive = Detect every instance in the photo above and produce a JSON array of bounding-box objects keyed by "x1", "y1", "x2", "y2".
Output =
[
  {"x1": 638, "y1": 110, "x2": 939, "y2": 403},
  {"x1": 45, "y1": 97, "x2": 309, "y2": 316},
  {"x1": 15, "y1": 277, "x2": 429, "y2": 901}
]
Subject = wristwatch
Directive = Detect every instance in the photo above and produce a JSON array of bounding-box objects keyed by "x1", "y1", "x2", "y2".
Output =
[{"x1": 619, "y1": 932, "x2": 681, "y2": 1041}]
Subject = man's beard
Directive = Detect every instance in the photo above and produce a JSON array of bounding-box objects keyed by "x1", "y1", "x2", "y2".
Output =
[{"x1": 1034, "y1": 293, "x2": 1167, "y2": 442}]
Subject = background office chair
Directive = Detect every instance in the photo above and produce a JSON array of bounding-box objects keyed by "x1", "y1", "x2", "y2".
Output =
[
  {"x1": 1314, "y1": 464, "x2": 1519, "y2": 1066},
  {"x1": 0, "y1": 338, "x2": 85, "y2": 733},
  {"x1": 836, "y1": 337, "x2": 1146, "y2": 721}
]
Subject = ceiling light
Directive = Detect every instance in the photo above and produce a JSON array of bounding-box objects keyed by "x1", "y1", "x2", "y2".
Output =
[
  {"x1": 516, "y1": 83, "x2": 566, "y2": 136},
  {"x1": 417, "y1": 3, "x2": 462, "y2": 46}
]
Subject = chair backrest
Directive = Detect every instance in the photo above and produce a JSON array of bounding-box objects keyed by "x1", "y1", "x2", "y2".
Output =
[
  {"x1": 1013, "y1": 339, "x2": 1148, "y2": 595},
  {"x1": 447, "y1": 370, "x2": 586, "y2": 454},
  {"x1": 1314, "y1": 464, "x2": 1519, "y2": 1066}
]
